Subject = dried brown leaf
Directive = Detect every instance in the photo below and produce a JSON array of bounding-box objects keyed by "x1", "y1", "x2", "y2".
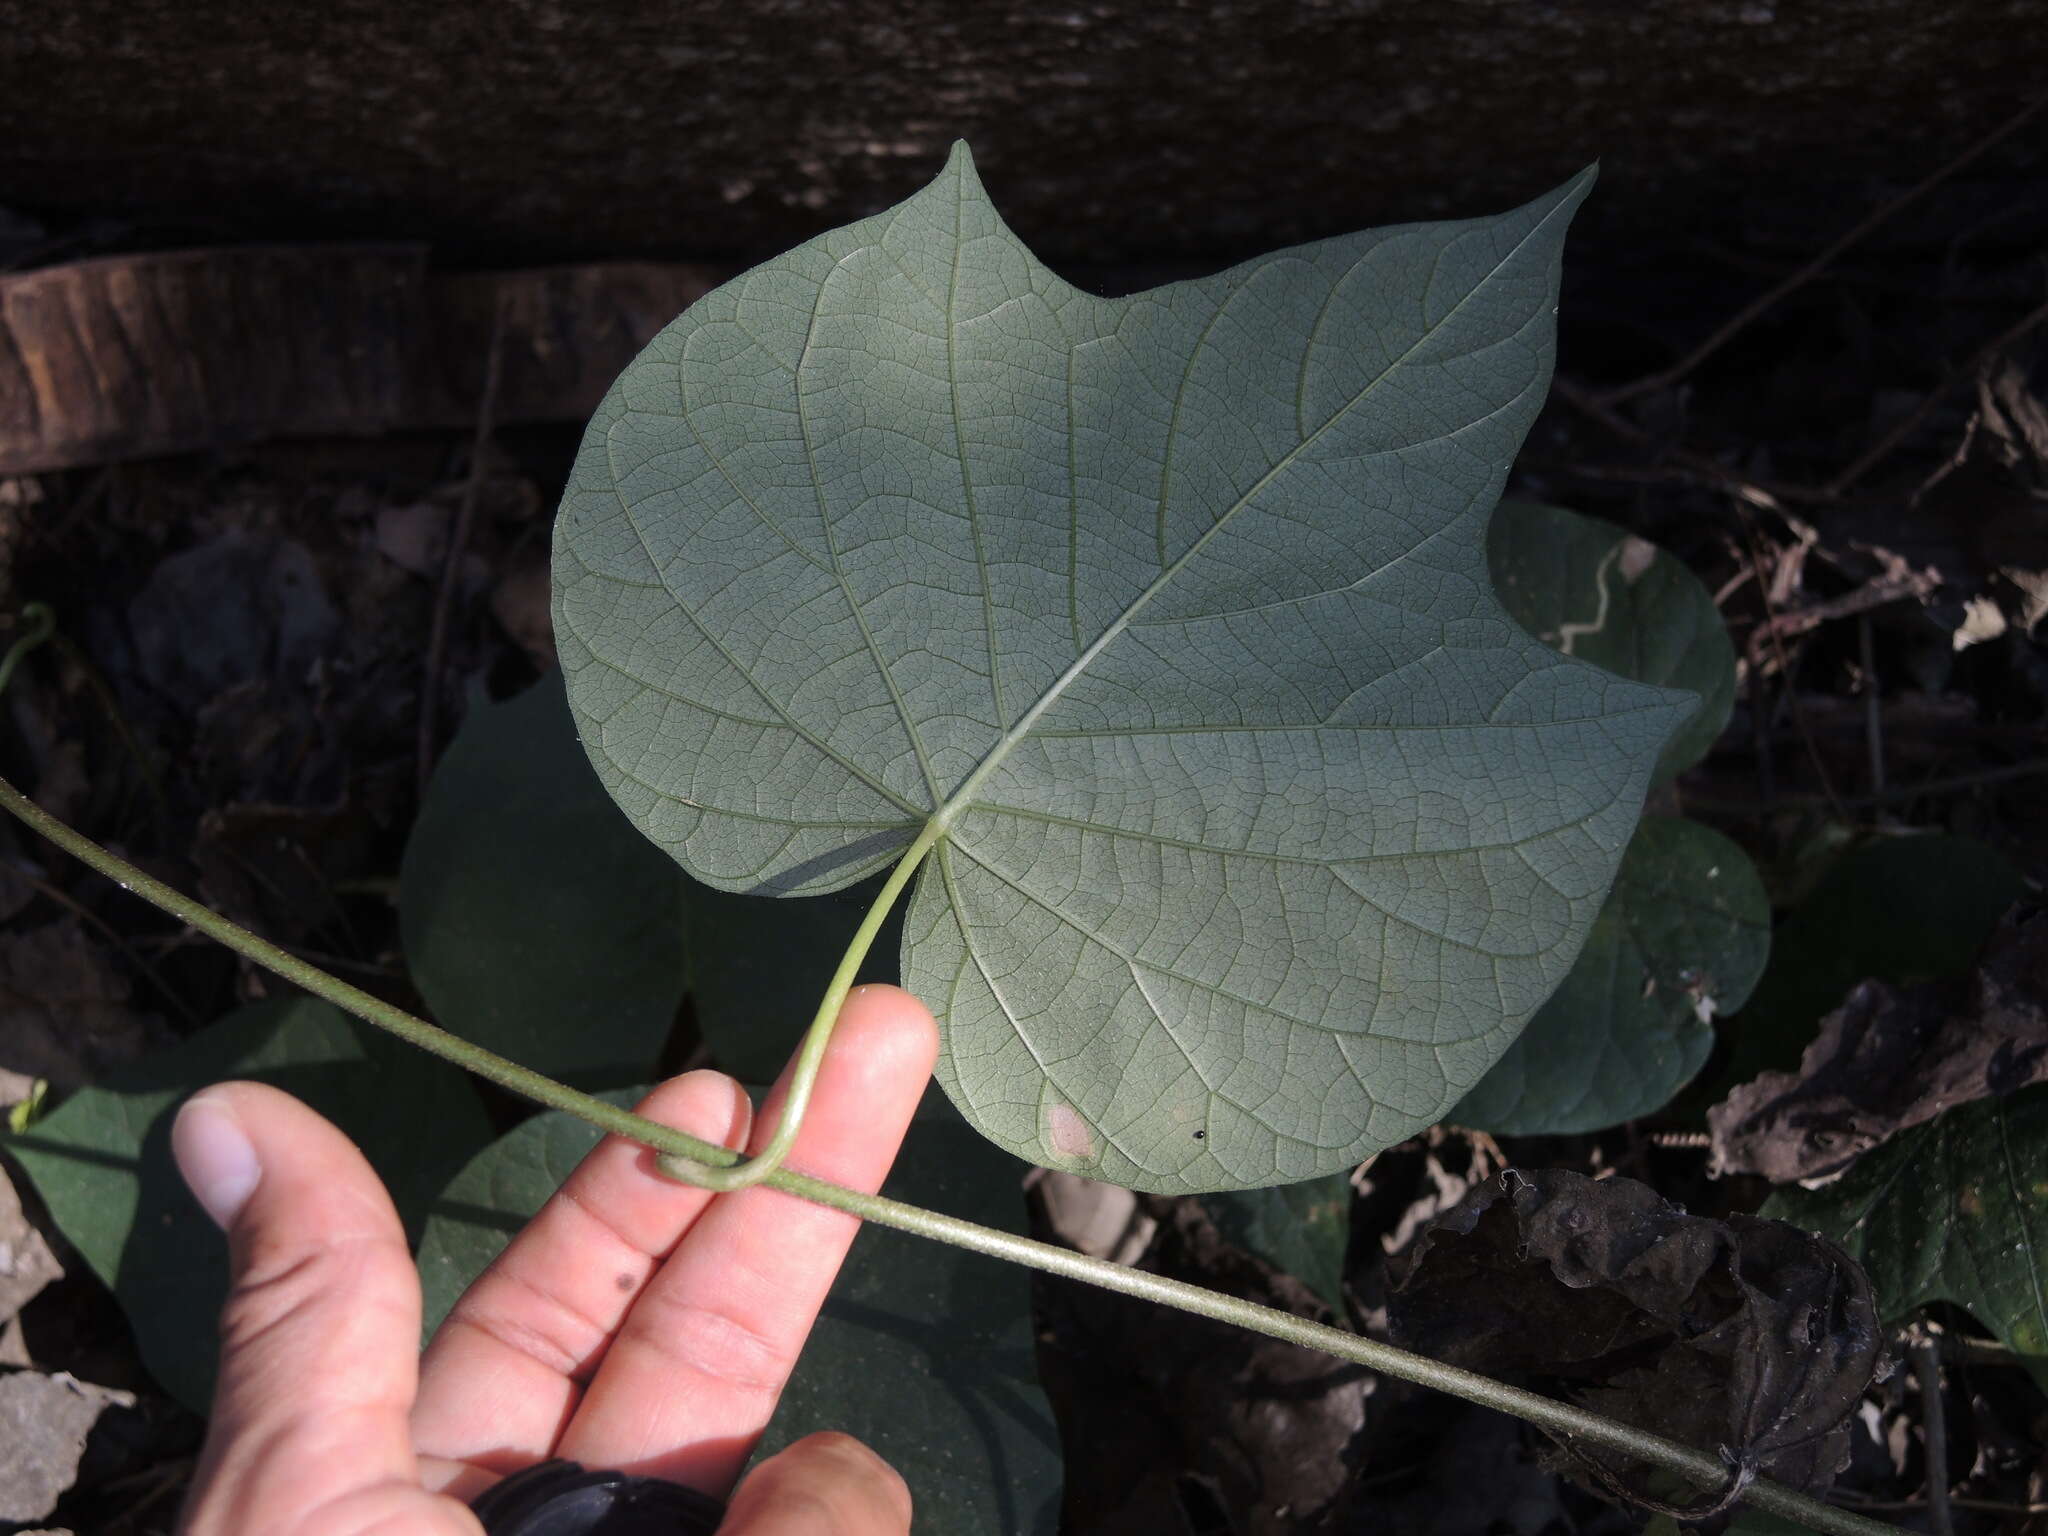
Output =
[
  {"x1": 1389, "y1": 1168, "x2": 1882, "y2": 1511},
  {"x1": 1708, "y1": 902, "x2": 2048, "y2": 1184}
]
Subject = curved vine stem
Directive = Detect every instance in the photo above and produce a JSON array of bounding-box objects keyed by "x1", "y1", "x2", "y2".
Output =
[
  {"x1": 0, "y1": 774, "x2": 1901, "y2": 1536},
  {"x1": 653, "y1": 822, "x2": 944, "y2": 1192}
]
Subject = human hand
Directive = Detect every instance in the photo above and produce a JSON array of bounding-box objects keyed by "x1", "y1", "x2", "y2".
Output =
[{"x1": 170, "y1": 984, "x2": 938, "y2": 1535}]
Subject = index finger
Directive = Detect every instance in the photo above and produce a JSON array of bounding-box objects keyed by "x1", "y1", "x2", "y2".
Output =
[{"x1": 554, "y1": 983, "x2": 938, "y2": 1492}]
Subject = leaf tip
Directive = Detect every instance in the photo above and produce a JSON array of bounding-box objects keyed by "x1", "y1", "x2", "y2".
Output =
[
  {"x1": 1555, "y1": 162, "x2": 1599, "y2": 216},
  {"x1": 941, "y1": 138, "x2": 982, "y2": 190}
]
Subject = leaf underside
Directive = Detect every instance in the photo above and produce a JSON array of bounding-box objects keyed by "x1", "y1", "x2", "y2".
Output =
[{"x1": 553, "y1": 143, "x2": 1691, "y2": 1193}]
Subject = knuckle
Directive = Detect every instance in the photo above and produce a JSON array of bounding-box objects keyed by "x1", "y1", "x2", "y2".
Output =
[
  {"x1": 217, "y1": 1232, "x2": 400, "y2": 1355},
  {"x1": 630, "y1": 1290, "x2": 788, "y2": 1397}
]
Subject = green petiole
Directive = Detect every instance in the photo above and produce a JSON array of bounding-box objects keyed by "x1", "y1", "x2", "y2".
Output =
[{"x1": 653, "y1": 819, "x2": 945, "y2": 1192}]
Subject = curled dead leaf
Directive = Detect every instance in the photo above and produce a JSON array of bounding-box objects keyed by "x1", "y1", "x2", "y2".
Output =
[
  {"x1": 1389, "y1": 1168, "x2": 1882, "y2": 1516},
  {"x1": 1708, "y1": 902, "x2": 2048, "y2": 1185}
]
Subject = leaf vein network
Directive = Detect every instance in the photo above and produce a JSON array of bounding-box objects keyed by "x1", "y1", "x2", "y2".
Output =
[
  {"x1": 563, "y1": 545, "x2": 922, "y2": 817},
  {"x1": 795, "y1": 249, "x2": 944, "y2": 807}
]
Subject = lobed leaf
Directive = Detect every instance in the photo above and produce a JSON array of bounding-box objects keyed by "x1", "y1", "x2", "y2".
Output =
[{"x1": 554, "y1": 143, "x2": 1693, "y2": 1192}]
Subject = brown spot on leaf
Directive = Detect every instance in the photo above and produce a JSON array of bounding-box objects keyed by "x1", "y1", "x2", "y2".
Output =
[{"x1": 1048, "y1": 1102, "x2": 1095, "y2": 1161}]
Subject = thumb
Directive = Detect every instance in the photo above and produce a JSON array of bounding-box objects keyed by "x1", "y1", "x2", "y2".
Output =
[
  {"x1": 719, "y1": 1432, "x2": 912, "y2": 1535},
  {"x1": 172, "y1": 1082, "x2": 477, "y2": 1536}
]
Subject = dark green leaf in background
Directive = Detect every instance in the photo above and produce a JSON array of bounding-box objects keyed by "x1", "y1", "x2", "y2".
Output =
[
  {"x1": 1766, "y1": 1084, "x2": 2048, "y2": 1394},
  {"x1": 1485, "y1": 499, "x2": 1735, "y2": 784},
  {"x1": 555, "y1": 143, "x2": 1693, "y2": 1193},
  {"x1": 682, "y1": 873, "x2": 902, "y2": 1084},
  {"x1": 416, "y1": 1086, "x2": 641, "y2": 1333},
  {"x1": 417, "y1": 1089, "x2": 1062, "y2": 1533},
  {"x1": 1199, "y1": 1174, "x2": 1353, "y2": 1316},
  {"x1": 400, "y1": 674, "x2": 691, "y2": 1090},
  {"x1": 1453, "y1": 817, "x2": 1770, "y2": 1136},
  {"x1": 1725, "y1": 834, "x2": 2023, "y2": 1085},
  {"x1": 5, "y1": 996, "x2": 490, "y2": 1410}
]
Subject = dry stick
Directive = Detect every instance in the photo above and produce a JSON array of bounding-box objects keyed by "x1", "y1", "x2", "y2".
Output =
[
  {"x1": 1909, "y1": 1336, "x2": 1956, "y2": 1536},
  {"x1": 1599, "y1": 95, "x2": 2048, "y2": 410},
  {"x1": 0, "y1": 773, "x2": 1904, "y2": 1536},
  {"x1": 1859, "y1": 615, "x2": 1885, "y2": 797},
  {"x1": 1839, "y1": 1497, "x2": 2048, "y2": 1517},
  {"x1": 1549, "y1": 378, "x2": 1833, "y2": 516},
  {"x1": 0, "y1": 857, "x2": 202, "y2": 1027},
  {"x1": 1760, "y1": 569, "x2": 1940, "y2": 643},
  {"x1": 1736, "y1": 504, "x2": 1846, "y2": 817},
  {"x1": 416, "y1": 294, "x2": 510, "y2": 797},
  {"x1": 1826, "y1": 293, "x2": 2048, "y2": 496},
  {"x1": 1687, "y1": 756, "x2": 2048, "y2": 816}
]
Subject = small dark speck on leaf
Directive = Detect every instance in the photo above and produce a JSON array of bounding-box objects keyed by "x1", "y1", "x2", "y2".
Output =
[{"x1": 1192, "y1": 1129, "x2": 1206, "y2": 1140}]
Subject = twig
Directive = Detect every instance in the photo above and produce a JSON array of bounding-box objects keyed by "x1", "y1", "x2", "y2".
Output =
[
  {"x1": 1686, "y1": 756, "x2": 2048, "y2": 816},
  {"x1": 1859, "y1": 616, "x2": 1884, "y2": 796},
  {"x1": 1834, "y1": 1494, "x2": 2048, "y2": 1516},
  {"x1": 1938, "y1": 1332, "x2": 2022, "y2": 1369},
  {"x1": 0, "y1": 856, "x2": 202, "y2": 1026},
  {"x1": 1549, "y1": 378, "x2": 1835, "y2": 517},
  {"x1": 1826, "y1": 293, "x2": 2048, "y2": 496},
  {"x1": 1735, "y1": 505, "x2": 1845, "y2": 815},
  {"x1": 1756, "y1": 569, "x2": 1940, "y2": 644},
  {"x1": 1599, "y1": 95, "x2": 2048, "y2": 408},
  {"x1": 1909, "y1": 1336, "x2": 1955, "y2": 1536},
  {"x1": 416, "y1": 293, "x2": 510, "y2": 797}
]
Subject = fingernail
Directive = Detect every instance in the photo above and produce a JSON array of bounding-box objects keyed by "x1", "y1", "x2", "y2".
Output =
[{"x1": 172, "y1": 1094, "x2": 262, "y2": 1229}]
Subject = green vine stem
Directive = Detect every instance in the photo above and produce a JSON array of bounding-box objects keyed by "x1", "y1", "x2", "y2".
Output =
[{"x1": 0, "y1": 773, "x2": 1898, "y2": 1536}]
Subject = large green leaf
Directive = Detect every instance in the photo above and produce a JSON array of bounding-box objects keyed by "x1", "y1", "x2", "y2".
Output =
[
  {"x1": 5, "y1": 996, "x2": 491, "y2": 1410},
  {"x1": 418, "y1": 1089, "x2": 1061, "y2": 1533},
  {"x1": 401, "y1": 674, "x2": 690, "y2": 1089},
  {"x1": 1453, "y1": 817, "x2": 1770, "y2": 1135},
  {"x1": 1485, "y1": 499, "x2": 1735, "y2": 783},
  {"x1": 1765, "y1": 1085, "x2": 2048, "y2": 1394},
  {"x1": 554, "y1": 143, "x2": 1693, "y2": 1193}
]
